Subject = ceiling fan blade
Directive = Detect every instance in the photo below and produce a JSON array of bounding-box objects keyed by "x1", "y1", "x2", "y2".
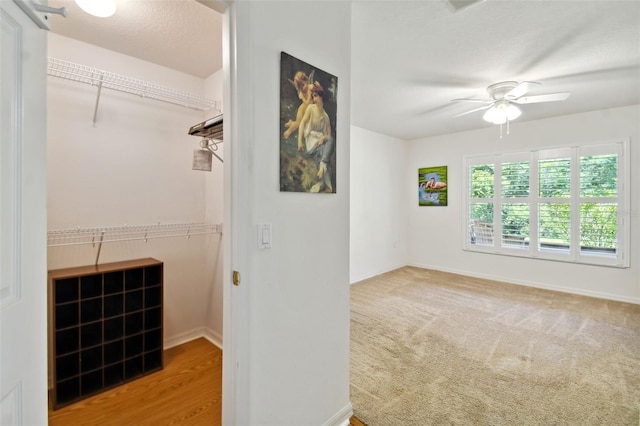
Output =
[
  {"x1": 513, "y1": 92, "x2": 571, "y2": 104},
  {"x1": 451, "y1": 98, "x2": 492, "y2": 103},
  {"x1": 504, "y1": 81, "x2": 540, "y2": 100},
  {"x1": 453, "y1": 104, "x2": 492, "y2": 118}
]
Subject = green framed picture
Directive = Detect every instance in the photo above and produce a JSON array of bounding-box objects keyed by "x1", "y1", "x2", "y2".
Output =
[{"x1": 419, "y1": 166, "x2": 448, "y2": 206}]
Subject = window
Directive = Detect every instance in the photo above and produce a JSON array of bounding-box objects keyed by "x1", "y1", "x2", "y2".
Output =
[{"x1": 464, "y1": 141, "x2": 629, "y2": 267}]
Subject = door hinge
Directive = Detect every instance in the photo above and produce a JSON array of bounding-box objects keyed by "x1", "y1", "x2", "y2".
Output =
[{"x1": 233, "y1": 270, "x2": 240, "y2": 286}]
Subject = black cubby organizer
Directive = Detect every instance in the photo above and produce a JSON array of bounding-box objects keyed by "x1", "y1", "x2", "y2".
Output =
[{"x1": 49, "y1": 258, "x2": 163, "y2": 409}]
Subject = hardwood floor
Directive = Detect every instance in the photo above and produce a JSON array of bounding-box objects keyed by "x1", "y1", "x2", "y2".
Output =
[
  {"x1": 49, "y1": 337, "x2": 363, "y2": 425},
  {"x1": 49, "y1": 338, "x2": 222, "y2": 426},
  {"x1": 349, "y1": 416, "x2": 367, "y2": 426}
]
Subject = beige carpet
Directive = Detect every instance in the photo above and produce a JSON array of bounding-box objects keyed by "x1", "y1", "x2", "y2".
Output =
[{"x1": 350, "y1": 266, "x2": 640, "y2": 425}]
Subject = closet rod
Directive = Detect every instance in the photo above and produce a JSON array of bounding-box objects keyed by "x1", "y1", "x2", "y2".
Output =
[{"x1": 47, "y1": 57, "x2": 219, "y2": 123}]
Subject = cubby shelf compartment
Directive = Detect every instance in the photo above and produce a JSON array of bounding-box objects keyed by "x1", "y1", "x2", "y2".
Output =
[{"x1": 49, "y1": 258, "x2": 163, "y2": 409}]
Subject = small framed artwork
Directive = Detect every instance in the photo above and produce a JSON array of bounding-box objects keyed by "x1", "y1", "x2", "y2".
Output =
[
  {"x1": 419, "y1": 166, "x2": 448, "y2": 206},
  {"x1": 279, "y1": 52, "x2": 338, "y2": 194}
]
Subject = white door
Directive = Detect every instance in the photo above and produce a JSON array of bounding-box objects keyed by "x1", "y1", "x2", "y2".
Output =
[{"x1": 1, "y1": 1, "x2": 49, "y2": 424}]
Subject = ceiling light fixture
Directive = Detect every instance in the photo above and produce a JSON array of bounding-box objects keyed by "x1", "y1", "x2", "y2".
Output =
[
  {"x1": 74, "y1": 0, "x2": 116, "y2": 18},
  {"x1": 482, "y1": 100, "x2": 521, "y2": 125},
  {"x1": 482, "y1": 100, "x2": 521, "y2": 138}
]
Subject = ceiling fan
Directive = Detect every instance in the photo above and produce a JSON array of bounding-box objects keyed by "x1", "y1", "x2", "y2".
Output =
[{"x1": 452, "y1": 81, "x2": 571, "y2": 128}]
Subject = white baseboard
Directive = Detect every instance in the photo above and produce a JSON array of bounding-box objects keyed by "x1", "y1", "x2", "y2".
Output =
[
  {"x1": 408, "y1": 262, "x2": 640, "y2": 305},
  {"x1": 323, "y1": 402, "x2": 353, "y2": 426},
  {"x1": 350, "y1": 263, "x2": 405, "y2": 285},
  {"x1": 203, "y1": 327, "x2": 223, "y2": 350},
  {"x1": 164, "y1": 327, "x2": 223, "y2": 350}
]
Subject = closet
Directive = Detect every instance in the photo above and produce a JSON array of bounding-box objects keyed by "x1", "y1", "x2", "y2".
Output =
[{"x1": 46, "y1": 31, "x2": 224, "y2": 406}]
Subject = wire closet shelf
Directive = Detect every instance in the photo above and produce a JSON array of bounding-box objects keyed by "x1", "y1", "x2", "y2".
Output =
[
  {"x1": 47, "y1": 57, "x2": 218, "y2": 112},
  {"x1": 47, "y1": 222, "x2": 221, "y2": 248}
]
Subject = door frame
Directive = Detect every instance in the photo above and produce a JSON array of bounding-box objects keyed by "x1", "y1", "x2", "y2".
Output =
[
  {"x1": 215, "y1": 1, "x2": 249, "y2": 424},
  {"x1": 0, "y1": 0, "x2": 49, "y2": 424}
]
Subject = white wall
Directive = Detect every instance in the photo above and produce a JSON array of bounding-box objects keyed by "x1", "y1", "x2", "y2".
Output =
[
  {"x1": 351, "y1": 106, "x2": 639, "y2": 303},
  {"x1": 47, "y1": 33, "x2": 225, "y2": 348},
  {"x1": 350, "y1": 126, "x2": 407, "y2": 283},
  {"x1": 204, "y1": 68, "x2": 224, "y2": 346},
  {"x1": 230, "y1": 1, "x2": 352, "y2": 424},
  {"x1": 405, "y1": 105, "x2": 640, "y2": 303}
]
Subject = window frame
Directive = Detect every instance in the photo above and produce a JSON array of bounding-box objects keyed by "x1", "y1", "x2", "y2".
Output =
[{"x1": 463, "y1": 139, "x2": 629, "y2": 268}]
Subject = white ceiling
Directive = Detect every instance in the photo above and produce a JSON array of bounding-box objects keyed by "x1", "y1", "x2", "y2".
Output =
[
  {"x1": 48, "y1": 0, "x2": 640, "y2": 140},
  {"x1": 48, "y1": 0, "x2": 223, "y2": 79},
  {"x1": 351, "y1": 0, "x2": 640, "y2": 139}
]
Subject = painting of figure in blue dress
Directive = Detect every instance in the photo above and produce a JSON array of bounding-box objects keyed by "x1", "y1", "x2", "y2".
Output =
[{"x1": 419, "y1": 166, "x2": 448, "y2": 206}]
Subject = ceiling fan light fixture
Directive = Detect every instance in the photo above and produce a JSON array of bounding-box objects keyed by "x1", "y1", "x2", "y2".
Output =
[
  {"x1": 482, "y1": 107, "x2": 506, "y2": 124},
  {"x1": 74, "y1": 0, "x2": 116, "y2": 17},
  {"x1": 483, "y1": 101, "x2": 521, "y2": 124}
]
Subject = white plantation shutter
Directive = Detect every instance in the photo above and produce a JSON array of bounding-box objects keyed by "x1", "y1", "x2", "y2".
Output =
[
  {"x1": 580, "y1": 203, "x2": 617, "y2": 253},
  {"x1": 501, "y1": 160, "x2": 529, "y2": 198},
  {"x1": 501, "y1": 159, "x2": 529, "y2": 249},
  {"x1": 578, "y1": 144, "x2": 623, "y2": 261},
  {"x1": 501, "y1": 203, "x2": 529, "y2": 247},
  {"x1": 467, "y1": 159, "x2": 495, "y2": 247},
  {"x1": 539, "y1": 156, "x2": 571, "y2": 198},
  {"x1": 464, "y1": 140, "x2": 629, "y2": 267},
  {"x1": 537, "y1": 149, "x2": 572, "y2": 256}
]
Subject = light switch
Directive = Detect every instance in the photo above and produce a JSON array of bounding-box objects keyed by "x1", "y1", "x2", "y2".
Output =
[{"x1": 257, "y1": 223, "x2": 272, "y2": 249}]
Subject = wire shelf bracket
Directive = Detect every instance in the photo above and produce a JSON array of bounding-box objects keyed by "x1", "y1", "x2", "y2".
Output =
[{"x1": 47, "y1": 57, "x2": 220, "y2": 126}]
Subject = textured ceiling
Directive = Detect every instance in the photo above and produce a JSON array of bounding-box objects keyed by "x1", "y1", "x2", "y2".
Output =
[
  {"x1": 48, "y1": 0, "x2": 222, "y2": 79},
  {"x1": 351, "y1": 0, "x2": 640, "y2": 139},
  {"x1": 47, "y1": 1, "x2": 640, "y2": 140}
]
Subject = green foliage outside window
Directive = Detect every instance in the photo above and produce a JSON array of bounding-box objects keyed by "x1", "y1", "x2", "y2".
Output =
[
  {"x1": 580, "y1": 155, "x2": 617, "y2": 250},
  {"x1": 580, "y1": 155, "x2": 617, "y2": 197},
  {"x1": 540, "y1": 158, "x2": 571, "y2": 198},
  {"x1": 581, "y1": 203, "x2": 617, "y2": 249},
  {"x1": 470, "y1": 165, "x2": 494, "y2": 223},
  {"x1": 469, "y1": 153, "x2": 618, "y2": 251}
]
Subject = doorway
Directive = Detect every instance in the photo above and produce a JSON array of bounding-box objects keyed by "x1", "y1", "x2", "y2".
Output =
[{"x1": 44, "y1": 0, "x2": 229, "y2": 421}]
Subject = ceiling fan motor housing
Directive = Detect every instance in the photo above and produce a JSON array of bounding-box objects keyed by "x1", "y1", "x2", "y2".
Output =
[{"x1": 487, "y1": 81, "x2": 519, "y2": 100}]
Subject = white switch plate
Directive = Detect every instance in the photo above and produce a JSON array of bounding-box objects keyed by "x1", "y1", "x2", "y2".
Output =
[{"x1": 257, "y1": 223, "x2": 272, "y2": 249}]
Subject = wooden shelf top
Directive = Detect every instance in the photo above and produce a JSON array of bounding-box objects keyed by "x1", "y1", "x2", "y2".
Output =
[{"x1": 48, "y1": 258, "x2": 162, "y2": 280}]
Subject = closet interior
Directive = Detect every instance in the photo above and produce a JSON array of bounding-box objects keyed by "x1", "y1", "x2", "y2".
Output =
[{"x1": 46, "y1": 29, "x2": 224, "y2": 408}]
